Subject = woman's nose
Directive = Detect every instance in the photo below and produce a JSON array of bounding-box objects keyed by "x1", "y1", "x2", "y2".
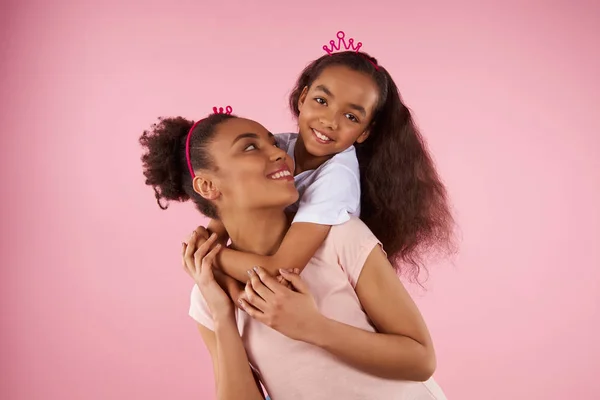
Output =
[{"x1": 270, "y1": 144, "x2": 288, "y2": 161}]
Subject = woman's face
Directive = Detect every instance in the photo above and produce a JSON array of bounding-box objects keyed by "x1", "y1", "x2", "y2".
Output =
[
  {"x1": 297, "y1": 65, "x2": 379, "y2": 158},
  {"x1": 199, "y1": 118, "x2": 298, "y2": 215}
]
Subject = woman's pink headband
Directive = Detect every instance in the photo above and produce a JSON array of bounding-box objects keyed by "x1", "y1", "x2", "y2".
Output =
[{"x1": 185, "y1": 106, "x2": 233, "y2": 178}]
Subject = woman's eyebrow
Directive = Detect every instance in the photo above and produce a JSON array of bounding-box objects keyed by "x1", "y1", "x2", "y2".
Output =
[{"x1": 231, "y1": 133, "x2": 259, "y2": 146}]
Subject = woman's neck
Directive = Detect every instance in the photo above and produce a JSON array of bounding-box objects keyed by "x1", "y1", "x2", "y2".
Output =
[
  {"x1": 221, "y1": 210, "x2": 291, "y2": 256},
  {"x1": 293, "y1": 134, "x2": 333, "y2": 175}
]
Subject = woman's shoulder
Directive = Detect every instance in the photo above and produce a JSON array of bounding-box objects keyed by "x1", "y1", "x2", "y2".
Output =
[
  {"x1": 327, "y1": 216, "x2": 379, "y2": 249},
  {"x1": 325, "y1": 217, "x2": 383, "y2": 287},
  {"x1": 189, "y1": 284, "x2": 216, "y2": 331}
]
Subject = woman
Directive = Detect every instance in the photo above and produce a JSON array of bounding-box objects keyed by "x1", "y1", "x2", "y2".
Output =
[{"x1": 140, "y1": 112, "x2": 447, "y2": 399}]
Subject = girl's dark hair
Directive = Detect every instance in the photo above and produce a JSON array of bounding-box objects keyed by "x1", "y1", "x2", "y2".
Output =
[
  {"x1": 139, "y1": 113, "x2": 236, "y2": 219},
  {"x1": 290, "y1": 51, "x2": 456, "y2": 282}
]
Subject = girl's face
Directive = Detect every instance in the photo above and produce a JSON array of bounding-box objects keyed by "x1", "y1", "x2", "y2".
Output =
[
  {"x1": 196, "y1": 118, "x2": 298, "y2": 215},
  {"x1": 297, "y1": 65, "x2": 379, "y2": 157}
]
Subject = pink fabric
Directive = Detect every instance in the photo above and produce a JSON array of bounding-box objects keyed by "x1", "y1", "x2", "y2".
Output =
[{"x1": 189, "y1": 217, "x2": 446, "y2": 399}]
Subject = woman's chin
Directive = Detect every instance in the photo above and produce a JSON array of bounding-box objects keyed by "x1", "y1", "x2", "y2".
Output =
[{"x1": 278, "y1": 189, "x2": 300, "y2": 208}]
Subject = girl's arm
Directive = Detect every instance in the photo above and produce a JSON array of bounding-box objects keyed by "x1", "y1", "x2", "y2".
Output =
[
  {"x1": 210, "y1": 161, "x2": 358, "y2": 283},
  {"x1": 216, "y1": 222, "x2": 331, "y2": 283},
  {"x1": 197, "y1": 317, "x2": 266, "y2": 400},
  {"x1": 241, "y1": 251, "x2": 436, "y2": 382},
  {"x1": 207, "y1": 219, "x2": 230, "y2": 246}
]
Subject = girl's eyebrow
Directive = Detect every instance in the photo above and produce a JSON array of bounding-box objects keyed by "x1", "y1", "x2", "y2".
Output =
[
  {"x1": 315, "y1": 84, "x2": 333, "y2": 97},
  {"x1": 315, "y1": 84, "x2": 366, "y2": 117}
]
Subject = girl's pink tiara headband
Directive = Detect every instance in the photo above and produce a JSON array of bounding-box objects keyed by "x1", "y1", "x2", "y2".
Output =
[
  {"x1": 322, "y1": 30, "x2": 378, "y2": 70},
  {"x1": 185, "y1": 105, "x2": 233, "y2": 178}
]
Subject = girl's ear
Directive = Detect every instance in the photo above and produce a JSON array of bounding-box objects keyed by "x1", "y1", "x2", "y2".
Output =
[
  {"x1": 355, "y1": 130, "x2": 370, "y2": 144},
  {"x1": 298, "y1": 86, "x2": 309, "y2": 109}
]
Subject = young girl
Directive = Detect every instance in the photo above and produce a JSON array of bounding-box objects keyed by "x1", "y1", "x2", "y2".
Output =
[{"x1": 204, "y1": 32, "x2": 454, "y2": 285}]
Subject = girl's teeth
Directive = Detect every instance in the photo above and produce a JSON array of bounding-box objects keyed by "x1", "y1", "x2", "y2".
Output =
[{"x1": 314, "y1": 129, "x2": 331, "y2": 141}]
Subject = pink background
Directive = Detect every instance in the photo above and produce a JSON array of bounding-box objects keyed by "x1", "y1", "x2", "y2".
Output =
[{"x1": 1, "y1": 0, "x2": 599, "y2": 399}]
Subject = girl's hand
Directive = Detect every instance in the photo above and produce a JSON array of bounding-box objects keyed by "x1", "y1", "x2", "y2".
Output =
[
  {"x1": 239, "y1": 267, "x2": 324, "y2": 342},
  {"x1": 182, "y1": 228, "x2": 232, "y2": 320}
]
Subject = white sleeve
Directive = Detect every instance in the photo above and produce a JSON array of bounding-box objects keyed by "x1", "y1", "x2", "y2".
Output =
[
  {"x1": 292, "y1": 163, "x2": 361, "y2": 226},
  {"x1": 189, "y1": 285, "x2": 215, "y2": 331},
  {"x1": 274, "y1": 132, "x2": 296, "y2": 153}
]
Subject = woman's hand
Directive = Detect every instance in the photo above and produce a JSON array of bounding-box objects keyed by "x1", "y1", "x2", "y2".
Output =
[
  {"x1": 239, "y1": 267, "x2": 324, "y2": 342},
  {"x1": 182, "y1": 228, "x2": 233, "y2": 320},
  {"x1": 184, "y1": 227, "x2": 246, "y2": 309}
]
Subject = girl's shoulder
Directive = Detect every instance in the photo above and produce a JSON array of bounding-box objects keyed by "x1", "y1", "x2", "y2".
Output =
[
  {"x1": 274, "y1": 132, "x2": 298, "y2": 152},
  {"x1": 321, "y1": 145, "x2": 359, "y2": 174}
]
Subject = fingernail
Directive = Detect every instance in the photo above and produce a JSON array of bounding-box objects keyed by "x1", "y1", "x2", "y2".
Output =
[
  {"x1": 210, "y1": 233, "x2": 217, "y2": 239},
  {"x1": 247, "y1": 270, "x2": 252, "y2": 277},
  {"x1": 279, "y1": 268, "x2": 288, "y2": 274},
  {"x1": 253, "y1": 266, "x2": 259, "y2": 272}
]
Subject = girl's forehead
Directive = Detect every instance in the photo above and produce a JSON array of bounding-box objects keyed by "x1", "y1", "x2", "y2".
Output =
[{"x1": 311, "y1": 67, "x2": 379, "y2": 104}]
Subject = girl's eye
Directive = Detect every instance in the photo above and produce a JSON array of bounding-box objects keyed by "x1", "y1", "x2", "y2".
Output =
[
  {"x1": 345, "y1": 113, "x2": 359, "y2": 123},
  {"x1": 244, "y1": 144, "x2": 257, "y2": 151},
  {"x1": 314, "y1": 97, "x2": 327, "y2": 105}
]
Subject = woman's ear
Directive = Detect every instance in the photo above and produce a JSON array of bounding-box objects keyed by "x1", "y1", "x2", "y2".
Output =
[
  {"x1": 297, "y1": 86, "x2": 309, "y2": 110},
  {"x1": 193, "y1": 175, "x2": 221, "y2": 200}
]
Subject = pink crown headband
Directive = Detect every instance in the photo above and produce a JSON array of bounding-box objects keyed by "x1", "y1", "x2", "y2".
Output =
[
  {"x1": 322, "y1": 30, "x2": 378, "y2": 70},
  {"x1": 185, "y1": 105, "x2": 233, "y2": 178},
  {"x1": 323, "y1": 31, "x2": 362, "y2": 54}
]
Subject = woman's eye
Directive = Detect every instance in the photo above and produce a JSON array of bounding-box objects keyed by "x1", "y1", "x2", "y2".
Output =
[
  {"x1": 244, "y1": 144, "x2": 257, "y2": 151},
  {"x1": 315, "y1": 97, "x2": 326, "y2": 105},
  {"x1": 345, "y1": 113, "x2": 359, "y2": 123}
]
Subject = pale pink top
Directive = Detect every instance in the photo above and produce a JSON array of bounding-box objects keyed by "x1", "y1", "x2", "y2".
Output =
[{"x1": 189, "y1": 217, "x2": 447, "y2": 400}]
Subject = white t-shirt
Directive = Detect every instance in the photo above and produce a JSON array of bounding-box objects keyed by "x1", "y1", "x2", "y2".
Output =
[{"x1": 275, "y1": 133, "x2": 361, "y2": 226}]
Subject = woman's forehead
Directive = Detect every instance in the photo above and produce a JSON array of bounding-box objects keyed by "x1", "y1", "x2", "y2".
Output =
[
  {"x1": 209, "y1": 118, "x2": 272, "y2": 155},
  {"x1": 216, "y1": 118, "x2": 269, "y2": 137}
]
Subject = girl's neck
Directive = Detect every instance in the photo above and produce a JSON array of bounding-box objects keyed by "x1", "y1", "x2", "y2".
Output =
[
  {"x1": 221, "y1": 209, "x2": 291, "y2": 256},
  {"x1": 293, "y1": 134, "x2": 333, "y2": 175}
]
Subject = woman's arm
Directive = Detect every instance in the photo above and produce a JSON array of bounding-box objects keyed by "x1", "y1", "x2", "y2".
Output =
[
  {"x1": 197, "y1": 317, "x2": 265, "y2": 400},
  {"x1": 183, "y1": 227, "x2": 265, "y2": 399},
  {"x1": 216, "y1": 222, "x2": 331, "y2": 282},
  {"x1": 304, "y1": 245, "x2": 435, "y2": 380},
  {"x1": 241, "y1": 256, "x2": 436, "y2": 382}
]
